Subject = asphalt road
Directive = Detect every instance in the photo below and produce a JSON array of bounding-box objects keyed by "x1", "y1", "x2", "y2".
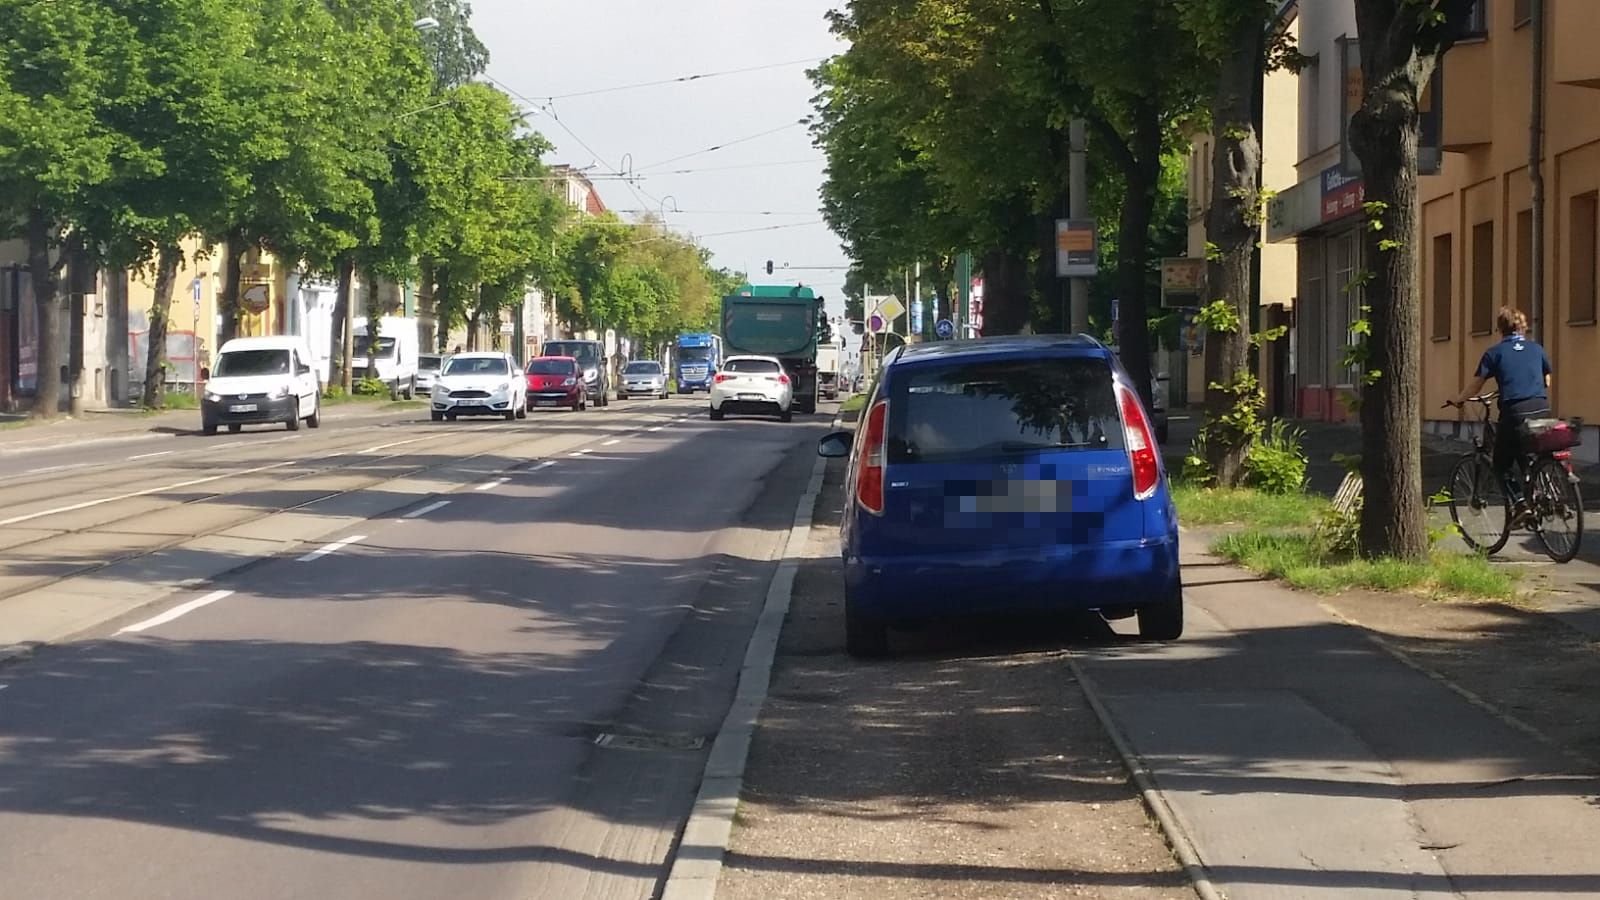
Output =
[{"x1": 0, "y1": 396, "x2": 832, "y2": 899}]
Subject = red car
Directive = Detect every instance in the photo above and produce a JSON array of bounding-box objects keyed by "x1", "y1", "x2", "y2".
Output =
[{"x1": 525, "y1": 356, "x2": 587, "y2": 411}]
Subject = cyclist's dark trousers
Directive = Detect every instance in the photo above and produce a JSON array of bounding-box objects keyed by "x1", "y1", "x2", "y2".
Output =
[{"x1": 1496, "y1": 397, "x2": 1551, "y2": 502}]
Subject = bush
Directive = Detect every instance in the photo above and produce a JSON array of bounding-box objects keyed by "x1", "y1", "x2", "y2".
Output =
[
  {"x1": 354, "y1": 376, "x2": 389, "y2": 397},
  {"x1": 160, "y1": 390, "x2": 199, "y2": 410},
  {"x1": 1243, "y1": 420, "x2": 1308, "y2": 495}
]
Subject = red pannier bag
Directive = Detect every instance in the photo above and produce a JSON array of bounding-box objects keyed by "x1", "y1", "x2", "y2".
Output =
[{"x1": 1520, "y1": 418, "x2": 1582, "y2": 454}]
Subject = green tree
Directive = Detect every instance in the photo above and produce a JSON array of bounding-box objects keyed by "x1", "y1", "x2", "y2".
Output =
[
  {"x1": 0, "y1": 0, "x2": 149, "y2": 417},
  {"x1": 410, "y1": 0, "x2": 490, "y2": 88},
  {"x1": 1348, "y1": 0, "x2": 1478, "y2": 560}
]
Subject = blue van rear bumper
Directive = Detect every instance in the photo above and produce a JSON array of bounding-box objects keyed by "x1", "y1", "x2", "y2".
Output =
[{"x1": 843, "y1": 536, "x2": 1180, "y2": 620}]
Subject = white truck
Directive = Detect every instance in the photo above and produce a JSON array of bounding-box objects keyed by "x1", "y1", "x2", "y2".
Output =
[
  {"x1": 351, "y1": 316, "x2": 421, "y2": 399},
  {"x1": 816, "y1": 344, "x2": 842, "y2": 400}
]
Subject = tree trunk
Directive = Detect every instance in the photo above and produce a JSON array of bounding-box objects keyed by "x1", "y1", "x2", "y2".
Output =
[
  {"x1": 1350, "y1": 72, "x2": 1430, "y2": 561},
  {"x1": 218, "y1": 230, "x2": 246, "y2": 344},
  {"x1": 980, "y1": 247, "x2": 1032, "y2": 336},
  {"x1": 364, "y1": 269, "x2": 383, "y2": 381},
  {"x1": 25, "y1": 208, "x2": 62, "y2": 419},
  {"x1": 140, "y1": 243, "x2": 183, "y2": 409},
  {"x1": 1114, "y1": 149, "x2": 1161, "y2": 406},
  {"x1": 1201, "y1": 19, "x2": 1265, "y2": 488},
  {"x1": 333, "y1": 256, "x2": 355, "y2": 393},
  {"x1": 467, "y1": 304, "x2": 482, "y2": 351}
]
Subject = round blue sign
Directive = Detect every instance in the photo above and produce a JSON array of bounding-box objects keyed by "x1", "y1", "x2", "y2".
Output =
[{"x1": 935, "y1": 318, "x2": 954, "y2": 339}]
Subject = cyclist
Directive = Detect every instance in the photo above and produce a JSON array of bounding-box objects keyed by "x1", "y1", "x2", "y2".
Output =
[{"x1": 1448, "y1": 306, "x2": 1552, "y2": 523}]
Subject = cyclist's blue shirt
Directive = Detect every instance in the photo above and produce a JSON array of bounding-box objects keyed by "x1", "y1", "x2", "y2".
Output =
[{"x1": 1476, "y1": 333, "x2": 1551, "y2": 405}]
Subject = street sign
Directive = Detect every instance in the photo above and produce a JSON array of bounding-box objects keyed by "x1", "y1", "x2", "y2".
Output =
[
  {"x1": 935, "y1": 318, "x2": 954, "y2": 340},
  {"x1": 910, "y1": 300, "x2": 923, "y2": 335},
  {"x1": 874, "y1": 296, "x2": 906, "y2": 323},
  {"x1": 190, "y1": 278, "x2": 202, "y2": 304},
  {"x1": 1055, "y1": 219, "x2": 1098, "y2": 278},
  {"x1": 1161, "y1": 257, "x2": 1207, "y2": 309},
  {"x1": 868, "y1": 313, "x2": 886, "y2": 334}
]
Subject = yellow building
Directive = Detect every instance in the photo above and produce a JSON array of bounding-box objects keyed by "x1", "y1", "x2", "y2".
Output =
[
  {"x1": 1184, "y1": 4, "x2": 1301, "y2": 412},
  {"x1": 1421, "y1": 0, "x2": 1600, "y2": 459}
]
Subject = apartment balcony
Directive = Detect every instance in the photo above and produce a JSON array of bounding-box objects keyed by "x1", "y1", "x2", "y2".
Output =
[
  {"x1": 1441, "y1": 39, "x2": 1493, "y2": 150},
  {"x1": 1553, "y1": 0, "x2": 1600, "y2": 89}
]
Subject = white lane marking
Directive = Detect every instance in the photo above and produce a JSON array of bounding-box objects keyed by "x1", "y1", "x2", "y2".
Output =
[
  {"x1": 536, "y1": 460, "x2": 557, "y2": 470},
  {"x1": 297, "y1": 535, "x2": 367, "y2": 562},
  {"x1": 0, "y1": 459, "x2": 296, "y2": 528},
  {"x1": 18, "y1": 462, "x2": 94, "y2": 476},
  {"x1": 209, "y1": 440, "x2": 245, "y2": 450},
  {"x1": 647, "y1": 425, "x2": 665, "y2": 432},
  {"x1": 359, "y1": 436, "x2": 429, "y2": 454},
  {"x1": 602, "y1": 439, "x2": 622, "y2": 446},
  {"x1": 118, "y1": 590, "x2": 234, "y2": 635},
  {"x1": 403, "y1": 500, "x2": 452, "y2": 519},
  {"x1": 128, "y1": 450, "x2": 174, "y2": 461},
  {"x1": 570, "y1": 449, "x2": 592, "y2": 457},
  {"x1": 475, "y1": 477, "x2": 508, "y2": 492}
]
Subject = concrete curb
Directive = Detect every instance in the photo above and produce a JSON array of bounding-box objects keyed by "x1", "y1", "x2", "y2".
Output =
[
  {"x1": 1066, "y1": 656, "x2": 1224, "y2": 900},
  {"x1": 659, "y1": 422, "x2": 831, "y2": 900}
]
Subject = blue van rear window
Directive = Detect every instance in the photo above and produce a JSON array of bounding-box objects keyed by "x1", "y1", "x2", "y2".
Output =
[{"x1": 887, "y1": 357, "x2": 1123, "y2": 462}]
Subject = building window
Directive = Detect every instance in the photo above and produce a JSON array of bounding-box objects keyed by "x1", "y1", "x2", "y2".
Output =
[
  {"x1": 1515, "y1": 209, "x2": 1533, "y2": 319},
  {"x1": 1432, "y1": 233, "x2": 1454, "y2": 340},
  {"x1": 1514, "y1": 0, "x2": 1532, "y2": 27},
  {"x1": 1464, "y1": 0, "x2": 1490, "y2": 37},
  {"x1": 1470, "y1": 221, "x2": 1495, "y2": 334},
  {"x1": 1571, "y1": 192, "x2": 1598, "y2": 324}
]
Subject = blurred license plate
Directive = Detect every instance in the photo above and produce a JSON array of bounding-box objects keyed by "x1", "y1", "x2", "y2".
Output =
[
  {"x1": 458, "y1": 399, "x2": 484, "y2": 406},
  {"x1": 229, "y1": 404, "x2": 257, "y2": 413},
  {"x1": 738, "y1": 393, "x2": 765, "y2": 401},
  {"x1": 536, "y1": 399, "x2": 560, "y2": 407}
]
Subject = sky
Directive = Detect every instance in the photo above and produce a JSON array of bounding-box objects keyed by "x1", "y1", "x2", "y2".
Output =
[{"x1": 469, "y1": 0, "x2": 851, "y2": 321}]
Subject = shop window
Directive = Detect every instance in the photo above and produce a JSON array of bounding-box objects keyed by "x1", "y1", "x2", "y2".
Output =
[
  {"x1": 1515, "y1": 209, "x2": 1533, "y2": 319},
  {"x1": 1571, "y1": 192, "x2": 1598, "y2": 324},
  {"x1": 1471, "y1": 220, "x2": 1494, "y2": 334},
  {"x1": 1432, "y1": 233, "x2": 1454, "y2": 340}
]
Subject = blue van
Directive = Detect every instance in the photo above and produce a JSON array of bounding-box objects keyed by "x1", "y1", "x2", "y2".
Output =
[{"x1": 817, "y1": 335, "x2": 1182, "y2": 656}]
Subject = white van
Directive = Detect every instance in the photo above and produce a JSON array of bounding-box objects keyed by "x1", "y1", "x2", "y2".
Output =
[
  {"x1": 202, "y1": 336, "x2": 322, "y2": 435},
  {"x1": 351, "y1": 316, "x2": 421, "y2": 398}
]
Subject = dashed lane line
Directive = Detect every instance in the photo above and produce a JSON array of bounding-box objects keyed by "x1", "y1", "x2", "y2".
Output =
[
  {"x1": 402, "y1": 500, "x2": 452, "y2": 519},
  {"x1": 297, "y1": 535, "x2": 367, "y2": 563},
  {"x1": 117, "y1": 590, "x2": 234, "y2": 635}
]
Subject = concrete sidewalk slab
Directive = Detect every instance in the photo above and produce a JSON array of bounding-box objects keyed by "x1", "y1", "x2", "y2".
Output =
[{"x1": 1076, "y1": 547, "x2": 1600, "y2": 899}]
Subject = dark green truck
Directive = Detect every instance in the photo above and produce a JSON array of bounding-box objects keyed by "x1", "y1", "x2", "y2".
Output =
[{"x1": 721, "y1": 284, "x2": 829, "y2": 415}]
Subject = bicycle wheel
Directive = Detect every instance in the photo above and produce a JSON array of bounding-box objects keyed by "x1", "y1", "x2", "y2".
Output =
[
  {"x1": 1447, "y1": 453, "x2": 1510, "y2": 554},
  {"x1": 1531, "y1": 457, "x2": 1584, "y2": 563}
]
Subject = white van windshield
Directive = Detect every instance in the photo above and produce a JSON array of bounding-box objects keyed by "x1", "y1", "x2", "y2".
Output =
[{"x1": 215, "y1": 349, "x2": 291, "y2": 377}]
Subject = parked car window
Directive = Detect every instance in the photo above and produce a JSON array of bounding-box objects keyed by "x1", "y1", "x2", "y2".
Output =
[
  {"x1": 544, "y1": 342, "x2": 600, "y2": 366},
  {"x1": 418, "y1": 355, "x2": 442, "y2": 372},
  {"x1": 443, "y1": 356, "x2": 509, "y2": 376},
  {"x1": 625, "y1": 361, "x2": 662, "y2": 374},
  {"x1": 352, "y1": 336, "x2": 396, "y2": 358},
  {"x1": 214, "y1": 349, "x2": 291, "y2": 377},
  {"x1": 724, "y1": 358, "x2": 781, "y2": 374},
  {"x1": 888, "y1": 357, "x2": 1123, "y2": 463},
  {"x1": 527, "y1": 358, "x2": 575, "y2": 375}
]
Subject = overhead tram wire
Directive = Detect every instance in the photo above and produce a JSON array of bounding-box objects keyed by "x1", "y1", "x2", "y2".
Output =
[
  {"x1": 543, "y1": 57, "x2": 826, "y2": 101},
  {"x1": 634, "y1": 121, "x2": 811, "y2": 173}
]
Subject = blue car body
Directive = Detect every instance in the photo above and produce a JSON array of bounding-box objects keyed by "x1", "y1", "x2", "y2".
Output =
[{"x1": 828, "y1": 335, "x2": 1181, "y2": 651}]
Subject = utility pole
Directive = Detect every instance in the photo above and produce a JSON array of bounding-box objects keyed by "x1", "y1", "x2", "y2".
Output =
[
  {"x1": 912, "y1": 261, "x2": 921, "y2": 341},
  {"x1": 1068, "y1": 119, "x2": 1089, "y2": 334},
  {"x1": 955, "y1": 252, "x2": 972, "y2": 338}
]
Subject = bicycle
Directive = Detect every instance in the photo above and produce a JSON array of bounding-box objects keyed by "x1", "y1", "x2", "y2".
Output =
[{"x1": 1443, "y1": 393, "x2": 1584, "y2": 562}]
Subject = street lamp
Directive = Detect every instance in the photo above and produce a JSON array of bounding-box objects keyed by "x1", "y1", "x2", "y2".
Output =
[{"x1": 413, "y1": 16, "x2": 440, "y2": 31}]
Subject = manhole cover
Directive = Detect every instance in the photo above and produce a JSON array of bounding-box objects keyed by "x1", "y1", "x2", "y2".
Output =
[{"x1": 593, "y1": 732, "x2": 707, "y2": 752}]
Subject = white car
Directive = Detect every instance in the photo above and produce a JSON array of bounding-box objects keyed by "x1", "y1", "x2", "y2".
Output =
[
  {"x1": 710, "y1": 355, "x2": 794, "y2": 422},
  {"x1": 430, "y1": 351, "x2": 527, "y2": 421},
  {"x1": 618, "y1": 360, "x2": 669, "y2": 399},
  {"x1": 201, "y1": 336, "x2": 322, "y2": 435}
]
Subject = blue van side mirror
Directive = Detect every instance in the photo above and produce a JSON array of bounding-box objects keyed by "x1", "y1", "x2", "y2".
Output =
[{"x1": 817, "y1": 431, "x2": 853, "y2": 458}]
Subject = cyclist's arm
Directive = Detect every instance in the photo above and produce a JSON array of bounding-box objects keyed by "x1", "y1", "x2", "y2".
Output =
[{"x1": 1453, "y1": 374, "x2": 1489, "y2": 407}]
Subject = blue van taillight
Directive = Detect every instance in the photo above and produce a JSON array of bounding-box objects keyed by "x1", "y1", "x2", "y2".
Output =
[
  {"x1": 856, "y1": 399, "x2": 889, "y2": 515},
  {"x1": 1117, "y1": 385, "x2": 1160, "y2": 500}
]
